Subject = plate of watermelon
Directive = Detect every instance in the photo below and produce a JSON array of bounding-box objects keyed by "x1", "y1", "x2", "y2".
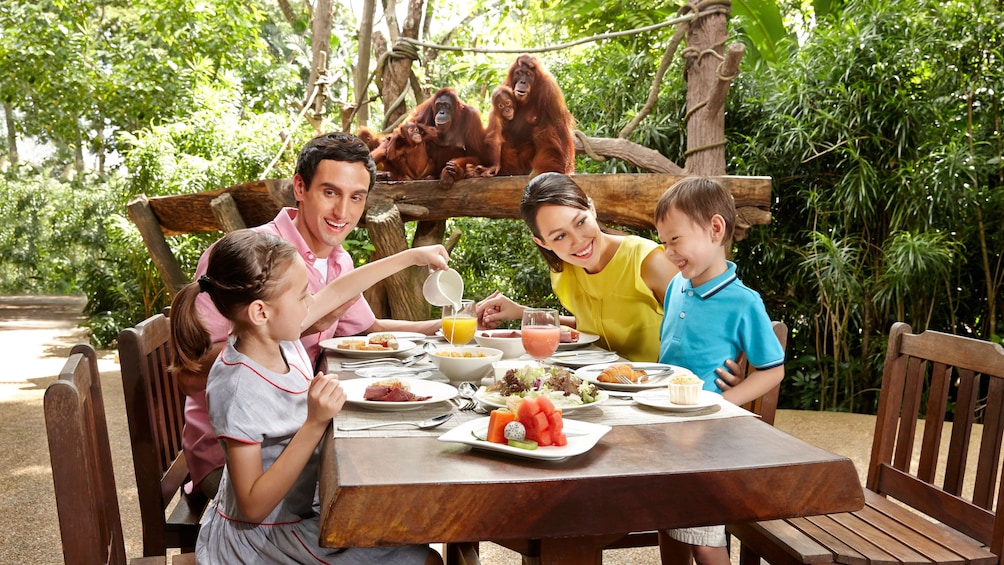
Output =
[
  {"x1": 439, "y1": 395, "x2": 611, "y2": 460},
  {"x1": 438, "y1": 417, "x2": 611, "y2": 461}
]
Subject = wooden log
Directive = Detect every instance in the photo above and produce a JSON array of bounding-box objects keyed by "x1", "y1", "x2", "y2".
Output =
[
  {"x1": 126, "y1": 195, "x2": 188, "y2": 295},
  {"x1": 144, "y1": 174, "x2": 771, "y2": 236},
  {"x1": 573, "y1": 135, "x2": 685, "y2": 175},
  {"x1": 363, "y1": 201, "x2": 428, "y2": 321},
  {"x1": 210, "y1": 193, "x2": 247, "y2": 233}
]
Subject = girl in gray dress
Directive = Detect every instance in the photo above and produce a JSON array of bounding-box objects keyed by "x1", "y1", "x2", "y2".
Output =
[{"x1": 171, "y1": 230, "x2": 448, "y2": 564}]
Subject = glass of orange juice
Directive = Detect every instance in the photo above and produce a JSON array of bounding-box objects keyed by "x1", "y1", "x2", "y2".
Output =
[{"x1": 442, "y1": 300, "x2": 477, "y2": 345}]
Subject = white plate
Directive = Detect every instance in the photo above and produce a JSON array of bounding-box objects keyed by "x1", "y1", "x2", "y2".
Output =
[
  {"x1": 474, "y1": 387, "x2": 609, "y2": 413},
  {"x1": 548, "y1": 350, "x2": 620, "y2": 368},
  {"x1": 367, "y1": 331, "x2": 427, "y2": 341},
  {"x1": 634, "y1": 388, "x2": 720, "y2": 412},
  {"x1": 555, "y1": 331, "x2": 600, "y2": 350},
  {"x1": 438, "y1": 417, "x2": 611, "y2": 460},
  {"x1": 576, "y1": 362, "x2": 686, "y2": 391},
  {"x1": 340, "y1": 377, "x2": 457, "y2": 411},
  {"x1": 319, "y1": 337, "x2": 418, "y2": 358}
]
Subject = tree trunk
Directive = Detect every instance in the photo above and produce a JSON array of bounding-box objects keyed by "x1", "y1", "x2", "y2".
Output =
[
  {"x1": 305, "y1": 0, "x2": 334, "y2": 133},
  {"x1": 378, "y1": 0, "x2": 424, "y2": 127},
  {"x1": 683, "y1": 1, "x2": 731, "y2": 176},
  {"x1": 4, "y1": 102, "x2": 18, "y2": 166},
  {"x1": 354, "y1": 0, "x2": 376, "y2": 126}
]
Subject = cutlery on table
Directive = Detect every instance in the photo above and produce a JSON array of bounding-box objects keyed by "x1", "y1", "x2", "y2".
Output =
[
  {"x1": 341, "y1": 352, "x2": 426, "y2": 369},
  {"x1": 550, "y1": 350, "x2": 615, "y2": 359},
  {"x1": 614, "y1": 368, "x2": 675, "y2": 385},
  {"x1": 363, "y1": 368, "x2": 435, "y2": 379},
  {"x1": 336, "y1": 413, "x2": 453, "y2": 431}
]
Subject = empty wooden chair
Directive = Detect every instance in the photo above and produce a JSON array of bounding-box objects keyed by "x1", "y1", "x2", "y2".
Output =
[
  {"x1": 119, "y1": 313, "x2": 205, "y2": 556},
  {"x1": 729, "y1": 321, "x2": 1004, "y2": 564},
  {"x1": 45, "y1": 343, "x2": 193, "y2": 565}
]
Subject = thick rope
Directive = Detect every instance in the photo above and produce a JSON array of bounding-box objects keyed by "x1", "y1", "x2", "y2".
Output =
[{"x1": 397, "y1": 14, "x2": 698, "y2": 54}]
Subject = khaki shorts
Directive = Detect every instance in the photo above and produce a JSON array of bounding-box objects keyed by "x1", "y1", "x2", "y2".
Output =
[{"x1": 667, "y1": 525, "x2": 727, "y2": 547}]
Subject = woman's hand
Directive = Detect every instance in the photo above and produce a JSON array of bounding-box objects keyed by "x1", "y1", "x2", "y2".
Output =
[
  {"x1": 714, "y1": 358, "x2": 744, "y2": 391},
  {"x1": 476, "y1": 291, "x2": 525, "y2": 329}
]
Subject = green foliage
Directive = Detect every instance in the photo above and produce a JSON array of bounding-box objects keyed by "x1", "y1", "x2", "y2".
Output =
[
  {"x1": 0, "y1": 0, "x2": 299, "y2": 165},
  {"x1": 0, "y1": 173, "x2": 114, "y2": 293},
  {"x1": 730, "y1": 0, "x2": 1004, "y2": 410},
  {"x1": 446, "y1": 217, "x2": 559, "y2": 319}
]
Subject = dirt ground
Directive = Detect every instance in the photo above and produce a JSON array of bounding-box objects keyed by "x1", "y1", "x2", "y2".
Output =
[{"x1": 0, "y1": 294, "x2": 873, "y2": 564}]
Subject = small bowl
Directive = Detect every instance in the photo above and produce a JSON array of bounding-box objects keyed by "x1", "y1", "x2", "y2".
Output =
[
  {"x1": 474, "y1": 329, "x2": 526, "y2": 359},
  {"x1": 430, "y1": 346, "x2": 503, "y2": 384}
]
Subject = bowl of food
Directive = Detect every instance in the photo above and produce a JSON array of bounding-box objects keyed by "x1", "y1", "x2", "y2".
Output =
[
  {"x1": 430, "y1": 346, "x2": 503, "y2": 383},
  {"x1": 474, "y1": 329, "x2": 526, "y2": 359}
]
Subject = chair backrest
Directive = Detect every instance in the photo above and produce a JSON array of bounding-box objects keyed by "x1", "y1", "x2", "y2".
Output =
[
  {"x1": 869, "y1": 322, "x2": 1004, "y2": 557},
  {"x1": 119, "y1": 313, "x2": 199, "y2": 555},
  {"x1": 45, "y1": 343, "x2": 129, "y2": 565},
  {"x1": 738, "y1": 320, "x2": 787, "y2": 425}
]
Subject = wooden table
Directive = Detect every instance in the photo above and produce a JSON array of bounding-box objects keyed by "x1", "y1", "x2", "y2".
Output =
[{"x1": 317, "y1": 405, "x2": 864, "y2": 564}]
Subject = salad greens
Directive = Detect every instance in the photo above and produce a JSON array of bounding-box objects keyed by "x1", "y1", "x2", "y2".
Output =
[{"x1": 485, "y1": 364, "x2": 600, "y2": 406}]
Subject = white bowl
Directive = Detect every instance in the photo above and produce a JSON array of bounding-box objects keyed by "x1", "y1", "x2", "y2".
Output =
[
  {"x1": 430, "y1": 346, "x2": 503, "y2": 383},
  {"x1": 473, "y1": 329, "x2": 526, "y2": 359}
]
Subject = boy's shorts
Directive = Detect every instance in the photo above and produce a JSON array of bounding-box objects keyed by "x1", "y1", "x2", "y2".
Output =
[{"x1": 667, "y1": 525, "x2": 727, "y2": 547}]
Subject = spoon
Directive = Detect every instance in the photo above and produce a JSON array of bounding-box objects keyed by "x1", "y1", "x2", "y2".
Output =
[
  {"x1": 457, "y1": 381, "x2": 479, "y2": 399},
  {"x1": 336, "y1": 413, "x2": 453, "y2": 431}
]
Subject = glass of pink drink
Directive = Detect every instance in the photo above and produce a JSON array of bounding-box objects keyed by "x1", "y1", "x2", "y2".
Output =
[{"x1": 521, "y1": 308, "x2": 560, "y2": 363}]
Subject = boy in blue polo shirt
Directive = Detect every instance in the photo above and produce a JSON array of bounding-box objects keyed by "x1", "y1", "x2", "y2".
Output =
[{"x1": 653, "y1": 176, "x2": 785, "y2": 565}]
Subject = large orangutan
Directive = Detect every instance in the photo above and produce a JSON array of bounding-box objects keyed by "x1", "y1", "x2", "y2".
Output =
[
  {"x1": 483, "y1": 54, "x2": 575, "y2": 176},
  {"x1": 367, "y1": 122, "x2": 437, "y2": 181},
  {"x1": 408, "y1": 87, "x2": 489, "y2": 186}
]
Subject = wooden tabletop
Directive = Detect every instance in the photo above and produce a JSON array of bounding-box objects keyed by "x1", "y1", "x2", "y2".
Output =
[{"x1": 317, "y1": 411, "x2": 864, "y2": 563}]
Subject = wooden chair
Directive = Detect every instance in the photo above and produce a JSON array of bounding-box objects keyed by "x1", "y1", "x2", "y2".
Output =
[
  {"x1": 119, "y1": 313, "x2": 205, "y2": 556},
  {"x1": 728, "y1": 321, "x2": 1004, "y2": 565},
  {"x1": 45, "y1": 343, "x2": 194, "y2": 565},
  {"x1": 596, "y1": 321, "x2": 788, "y2": 557}
]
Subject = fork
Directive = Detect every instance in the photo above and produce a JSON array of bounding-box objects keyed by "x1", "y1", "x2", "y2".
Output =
[
  {"x1": 341, "y1": 352, "x2": 425, "y2": 369},
  {"x1": 614, "y1": 368, "x2": 675, "y2": 385}
]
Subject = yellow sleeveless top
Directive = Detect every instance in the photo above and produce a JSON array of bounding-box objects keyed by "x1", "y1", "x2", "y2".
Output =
[{"x1": 550, "y1": 236, "x2": 664, "y2": 362}]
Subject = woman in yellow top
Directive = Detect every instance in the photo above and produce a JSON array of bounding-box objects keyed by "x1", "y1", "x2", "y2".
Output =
[{"x1": 476, "y1": 172, "x2": 678, "y2": 362}]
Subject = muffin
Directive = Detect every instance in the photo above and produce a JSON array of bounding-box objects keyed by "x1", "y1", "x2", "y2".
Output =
[{"x1": 667, "y1": 372, "x2": 703, "y2": 405}]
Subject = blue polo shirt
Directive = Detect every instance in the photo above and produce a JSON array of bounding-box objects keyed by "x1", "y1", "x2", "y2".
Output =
[{"x1": 659, "y1": 261, "x2": 784, "y2": 392}]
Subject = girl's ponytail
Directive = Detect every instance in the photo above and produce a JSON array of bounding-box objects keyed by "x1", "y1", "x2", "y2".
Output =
[{"x1": 170, "y1": 281, "x2": 211, "y2": 374}]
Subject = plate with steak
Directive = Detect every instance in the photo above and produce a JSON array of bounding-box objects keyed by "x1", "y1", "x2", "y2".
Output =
[
  {"x1": 555, "y1": 329, "x2": 599, "y2": 351},
  {"x1": 341, "y1": 377, "x2": 458, "y2": 411}
]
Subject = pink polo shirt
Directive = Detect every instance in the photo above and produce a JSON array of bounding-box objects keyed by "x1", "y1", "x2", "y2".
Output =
[{"x1": 182, "y1": 208, "x2": 376, "y2": 488}]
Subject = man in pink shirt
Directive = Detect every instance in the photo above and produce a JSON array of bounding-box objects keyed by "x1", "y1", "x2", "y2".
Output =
[{"x1": 176, "y1": 132, "x2": 441, "y2": 498}]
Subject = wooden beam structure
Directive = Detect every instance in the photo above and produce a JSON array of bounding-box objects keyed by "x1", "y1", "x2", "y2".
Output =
[
  {"x1": 129, "y1": 173, "x2": 772, "y2": 308},
  {"x1": 138, "y1": 174, "x2": 771, "y2": 236}
]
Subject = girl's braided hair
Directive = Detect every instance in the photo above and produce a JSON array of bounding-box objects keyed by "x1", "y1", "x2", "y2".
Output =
[{"x1": 170, "y1": 230, "x2": 299, "y2": 372}]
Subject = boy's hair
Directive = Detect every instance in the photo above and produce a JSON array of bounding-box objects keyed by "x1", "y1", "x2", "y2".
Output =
[
  {"x1": 295, "y1": 131, "x2": 377, "y2": 192},
  {"x1": 170, "y1": 230, "x2": 299, "y2": 372},
  {"x1": 655, "y1": 177, "x2": 736, "y2": 246},
  {"x1": 520, "y1": 172, "x2": 592, "y2": 272}
]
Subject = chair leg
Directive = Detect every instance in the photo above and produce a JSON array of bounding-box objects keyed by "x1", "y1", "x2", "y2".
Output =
[
  {"x1": 445, "y1": 542, "x2": 480, "y2": 565},
  {"x1": 738, "y1": 543, "x2": 762, "y2": 565}
]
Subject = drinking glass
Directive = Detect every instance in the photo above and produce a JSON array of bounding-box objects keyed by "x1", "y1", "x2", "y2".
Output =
[
  {"x1": 442, "y1": 300, "x2": 477, "y2": 345},
  {"x1": 521, "y1": 308, "x2": 560, "y2": 362}
]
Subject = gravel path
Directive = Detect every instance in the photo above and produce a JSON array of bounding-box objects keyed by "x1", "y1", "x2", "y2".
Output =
[{"x1": 0, "y1": 295, "x2": 872, "y2": 564}]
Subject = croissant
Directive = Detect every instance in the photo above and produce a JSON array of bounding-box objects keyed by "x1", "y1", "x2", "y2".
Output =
[{"x1": 597, "y1": 363, "x2": 648, "y2": 383}]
